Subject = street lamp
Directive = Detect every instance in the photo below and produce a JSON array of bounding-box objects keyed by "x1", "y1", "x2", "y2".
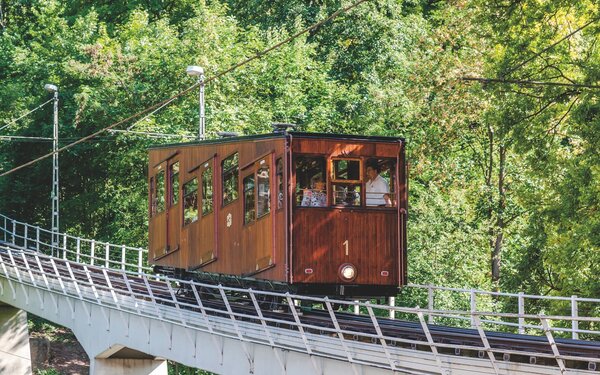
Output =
[
  {"x1": 186, "y1": 66, "x2": 206, "y2": 140},
  {"x1": 45, "y1": 84, "x2": 59, "y2": 253}
]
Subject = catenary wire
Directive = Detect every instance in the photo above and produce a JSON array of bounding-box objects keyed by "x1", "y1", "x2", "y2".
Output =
[
  {"x1": 0, "y1": 0, "x2": 369, "y2": 177},
  {"x1": 109, "y1": 129, "x2": 196, "y2": 139},
  {"x1": 0, "y1": 135, "x2": 186, "y2": 143},
  {"x1": 461, "y1": 76, "x2": 600, "y2": 90},
  {"x1": 126, "y1": 97, "x2": 178, "y2": 131},
  {"x1": 0, "y1": 135, "x2": 53, "y2": 141},
  {"x1": 0, "y1": 99, "x2": 53, "y2": 133},
  {"x1": 503, "y1": 15, "x2": 600, "y2": 77}
]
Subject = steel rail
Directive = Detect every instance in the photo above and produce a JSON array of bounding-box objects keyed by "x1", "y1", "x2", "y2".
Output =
[{"x1": 6, "y1": 247, "x2": 600, "y2": 330}]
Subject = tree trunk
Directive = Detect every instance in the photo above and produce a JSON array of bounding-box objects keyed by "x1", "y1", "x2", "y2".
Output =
[
  {"x1": 0, "y1": 2, "x2": 4, "y2": 30},
  {"x1": 491, "y1": 145, "x2": 506, "y2": 285},
  {"x1": 486, "y1": 126, "x2": 496, "y2": 282}
]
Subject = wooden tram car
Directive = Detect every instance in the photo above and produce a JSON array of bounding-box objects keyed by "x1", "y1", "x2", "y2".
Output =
[{"x1": 148, "y1": 131, "x2": 407, "y2": 297}]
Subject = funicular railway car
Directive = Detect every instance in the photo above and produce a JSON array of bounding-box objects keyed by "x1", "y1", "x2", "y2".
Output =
[{"x1": 148, "y1": 130, "x2": 407, "y2": 297}]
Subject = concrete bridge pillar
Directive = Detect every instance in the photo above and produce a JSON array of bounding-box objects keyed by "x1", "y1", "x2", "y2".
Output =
[
  {"x1": 90, "y1": 358, "x2": 168, "y2": 375},
  {"x1": 88, "y1": 345, "x2": 168, "y2": 375},
  {"x1": 0, "y1": 303, "x2": 32, "y2": 375}
]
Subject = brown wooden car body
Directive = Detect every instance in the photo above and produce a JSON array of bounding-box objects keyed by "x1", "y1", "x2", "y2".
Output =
[{"x1": 148, "y1": 132, "x2": 407, "y2": 297}]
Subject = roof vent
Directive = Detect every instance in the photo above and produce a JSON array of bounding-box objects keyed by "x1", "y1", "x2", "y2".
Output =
[
  {"x1": 217, "y1": 131, "x2": 239, "y2": 138},
  {"x1": 272, "y1": 123, "x2": 297, "y2": 133}
]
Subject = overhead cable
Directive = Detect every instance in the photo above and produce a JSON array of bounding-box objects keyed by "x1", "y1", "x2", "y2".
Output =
[
  {"x1": 462, "y1": 76, "x2": 600, "y2": 90},
  {"x1": 109, "y1": 129, "x2": 196, "y2": 139},
  {"x1": 0, "y1": 135, "x2": 53, "y2": 141},
  {"x1": 0, "y1": 99, "x2": 53, "y2": 133},
  {"x1": 126, "y1": 97, "x2": 178, "y2": 131},
  {"x1": 503, "y1": 16, "x2": 600, "y2": 77}
]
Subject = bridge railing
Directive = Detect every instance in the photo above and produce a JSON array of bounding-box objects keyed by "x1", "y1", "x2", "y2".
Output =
[
  {"x1": 402, "y1": 283, "x2": 600, "y2": 341},
  {"x1": 0, "y1": 246, "x2": 598, "y2": 375},
  {"x1": 1, "y1": 213, "x2": 598, "y2": 343},
  {"x1": 0, "y1": 214, "x2": 149, "y2": 274}
]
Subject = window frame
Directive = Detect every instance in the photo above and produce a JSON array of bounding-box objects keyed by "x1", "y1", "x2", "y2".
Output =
[
  {"x1": 155, "y1": 168, "x2": 166, "y2": 214},
  {"x1": 330, "y1": 157, "x2": 363, "y2": 184},
  {"x1": 275, "y1": 157, "x2": 284, "y2": 211},
  {"x1": 331, "y1": 182, "x2": 362, "y2": 207},
  {"x1": 221, "y1": 152, "x2": 239, "y2": 207},
  {"x1": 243, "y1": 173, "x2": 256, "y2": 225},
  {"x1": 150, "y1": 176, "x2": 156, "y2": 217},
  {"x1": 256, "y1": 165, "x2": 270, "y2": 219},
  {"x1": 364, "y1": 157, "x2": 397, "y2": 208},
  {"x1": 201, "y1": 162, "x2": 214, "y2": 216},
  {"x1": 169, "y1": 161, "x2": 180, "y2": 207},
  {"x1": 294, "y1": 155, "x2": 327, "y2": 207},
  {"x1": 182, "y1": 177, "x2": 199, "y2": 226}
]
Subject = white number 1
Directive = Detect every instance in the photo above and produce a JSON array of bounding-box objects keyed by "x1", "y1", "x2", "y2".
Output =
[{"x1": 343, "y1": 240, "x2": 349, "y2": 256}]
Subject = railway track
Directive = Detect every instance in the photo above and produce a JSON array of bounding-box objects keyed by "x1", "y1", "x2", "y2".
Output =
[{"x1": 1, "y1": 244, "x2": 598, "y2": 373}]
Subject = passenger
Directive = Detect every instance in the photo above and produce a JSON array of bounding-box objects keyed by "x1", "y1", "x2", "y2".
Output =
[
  {"x1": 366, "y1": 159, "x2": 391, "y2": 206},
  {"x1": 301, "y1": 174, "x2": 326, "y2": 207}
]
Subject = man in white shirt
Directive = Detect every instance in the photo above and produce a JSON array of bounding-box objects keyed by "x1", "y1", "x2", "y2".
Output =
[{"x1": 366, "y1": 160, "x2": 391, "y2": 206}]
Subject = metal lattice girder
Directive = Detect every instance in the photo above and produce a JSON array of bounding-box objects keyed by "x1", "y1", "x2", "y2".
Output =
[{"x1": 540, "y1": 317, "x2": 567, "y2": 374}]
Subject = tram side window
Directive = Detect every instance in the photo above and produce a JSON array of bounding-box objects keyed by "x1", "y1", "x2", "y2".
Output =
[
  {"x1": 150, "y1": 177, "x2": 156, "y2": 216},
  {"x1": 169, "y1": 162, "x2": 180, "y2": 206},
  {"x1": 183, "y1": 178, "x2": 198, "y2": 225},
  {"x1": 222, "y1": 153, "x2": 239, "y2": 206},
  {"x1": 156, "y1": 170, "x2": 166, "y2": 213},
  {"x1": 365, "y1": 158, "x2": 397, "y2": 207},
  {"x1": 257, "y1": 167, "x2": 270, "y2": 218},
  {"x1": 243, "y1": 175, "x2": 256, "y2": 224},
  {"x1": 276, "y1": 158, "x2": 284, "y2": 210},
  {"x1": 202, "y1": 166, "x2": 213, "y2": 215},
  {"x1": 295, "y1": 156, "x2": 326, "y2": 207},
  {"x1": 331, "y1": 158, "x2": 362, "y2": 206}
]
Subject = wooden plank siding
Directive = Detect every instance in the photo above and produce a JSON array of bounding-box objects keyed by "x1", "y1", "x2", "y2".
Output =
[
  {"x1": 291, "y1": 208, "x2": 398, "y2": 285},
  {"x1": 148, "y1": 136, "x2": 287, "y2": 282},
  {"x1": 289, "y1": 136, "x2": 405, "y2": 288}
]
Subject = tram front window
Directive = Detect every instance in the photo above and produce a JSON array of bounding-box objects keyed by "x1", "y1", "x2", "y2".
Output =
[
  {"x1": 332, "y1": 184, "x2": 361, "y2": 206},
  {"x1": 365, "y1": 158, "x2": 397, "y2": 207},
  {"x1": 331, "y1": 158, "x2": 362, "y2": 206},
  {"x1": 295, "y1": 156, "x2": 326, "y2": 207}
]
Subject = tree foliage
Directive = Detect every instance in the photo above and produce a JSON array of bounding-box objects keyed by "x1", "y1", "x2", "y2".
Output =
[{"x1": 0, "y1": 0, "x2": 598, "y2": 301}]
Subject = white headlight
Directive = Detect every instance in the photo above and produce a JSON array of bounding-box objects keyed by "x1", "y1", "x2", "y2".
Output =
[{"x1": 339, "y1": 264, "x2": 356, "y2": 281}]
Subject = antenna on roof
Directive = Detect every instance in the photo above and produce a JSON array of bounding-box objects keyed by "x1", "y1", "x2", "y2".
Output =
[
  {"x1": 217, "y1": 131, "x2": 239, "y2": 138},
  {"x1": 272, "y1": 122, "x2": 297, "y2": 133}
]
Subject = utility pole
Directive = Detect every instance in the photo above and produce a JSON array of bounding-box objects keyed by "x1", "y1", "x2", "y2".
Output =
[
  {"x1": 186, "y1": 66, "x2": 206, "y2": 140},
  {"x1": 45, "y1": 84, "x2": 59, "y2": 253}
]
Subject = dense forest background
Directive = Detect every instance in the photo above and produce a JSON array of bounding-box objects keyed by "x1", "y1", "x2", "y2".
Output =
[{"x1": 0, "y1": 0, "x2": 598, "y2": 301}]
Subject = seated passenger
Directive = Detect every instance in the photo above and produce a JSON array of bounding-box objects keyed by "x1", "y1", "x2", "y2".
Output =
[
  {"x1": 366, "y1": 159, "x2": 391, "y2": 206},
  {"x1": 301, "y1": 175, "x2": 326, "y2": 207}
]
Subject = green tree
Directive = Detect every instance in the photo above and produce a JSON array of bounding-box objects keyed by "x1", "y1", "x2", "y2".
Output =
[
  {"x1": 472, "y1": 0, "x2": 599, "y2": 294},
  {"x1": 1, "y1": 0, "x2": 598, "y2": 305}
]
